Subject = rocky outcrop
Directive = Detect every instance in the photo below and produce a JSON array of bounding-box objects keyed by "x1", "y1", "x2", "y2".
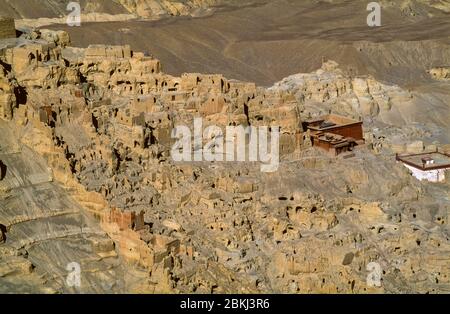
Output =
[
  {"x1": 117, "y1": 0, "x2": 223, "y2": 18},
  {"x1": 429, "y1": 67, "x2": 450, "y2": 80},
  {"x1": 270, "y1": 60, "x2": 407, "y2": 119}
]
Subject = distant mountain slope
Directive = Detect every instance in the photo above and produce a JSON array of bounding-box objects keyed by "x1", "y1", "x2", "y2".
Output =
[
  {"x1": 379, "y1": 0, "x2": 450, "y2": 14},
  {"x1": 2, "y1": 0, "x2": 450, "y2": 87},
  {"x1": 43, "y1": 0, "x2": 450, "y2": 87},
  {"x1": 0, "y1": 0, "x2": 230, "y2": 19},
  {"x1": 1, "y1": 0, "x2": 449, "y2": 20},
  {"x1": 0, "y1": 0, "x2": 126, "y2": 19}
]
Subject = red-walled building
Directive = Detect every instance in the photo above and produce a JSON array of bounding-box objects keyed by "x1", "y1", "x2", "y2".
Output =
[{"x1": 303, "y1": 114, "x2": 364, "y2": 156}]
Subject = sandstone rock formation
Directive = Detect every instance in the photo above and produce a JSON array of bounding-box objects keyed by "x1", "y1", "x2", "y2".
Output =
[
  {"x1": 429, "y1": 67, "x2": 450, "y2": 81},
  {"x1": 3, "y1": 0, "x2": 239, "y2": 28}
]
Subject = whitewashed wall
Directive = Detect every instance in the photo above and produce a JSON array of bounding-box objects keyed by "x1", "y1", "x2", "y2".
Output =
[{"x1": 403, "y1": 164, "x2": 447, "y2": 183}]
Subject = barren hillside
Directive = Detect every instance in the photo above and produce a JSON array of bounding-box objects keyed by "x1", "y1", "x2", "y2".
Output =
[
  {"x1": 37, "y1": 0, "x2": 450, "y2": 87},
  {"x1": 0, "y1": 0, "x2": 234, "y2": 19}
]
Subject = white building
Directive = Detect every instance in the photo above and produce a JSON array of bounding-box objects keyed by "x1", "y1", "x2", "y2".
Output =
[{"x1": 396, "y1": 152, "x2": 450, "y2": 183}]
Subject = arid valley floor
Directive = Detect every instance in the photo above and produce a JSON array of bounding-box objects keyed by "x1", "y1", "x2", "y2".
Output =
[{"x1": 0, "y1": 0, "x2": 449, "y2": 294}]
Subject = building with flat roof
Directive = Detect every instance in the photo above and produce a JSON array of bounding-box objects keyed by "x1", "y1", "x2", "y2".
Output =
[
  {"x1": 303, "y1": 114, "x2": 364, "y2": 156},
  {"x1": 396, "y1": 151, "x2": 450, "y2": 183}
]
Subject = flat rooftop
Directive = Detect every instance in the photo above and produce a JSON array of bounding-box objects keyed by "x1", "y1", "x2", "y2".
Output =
[
  {"x1": 397, "y1": 152, "x2": 450, "y2": 170},
  {"x1": 316, "y1": 132, "x2": 347, "y2": 144},
  {"x1": 305, "y1": 114, "x2": 361, "y2": 131}
]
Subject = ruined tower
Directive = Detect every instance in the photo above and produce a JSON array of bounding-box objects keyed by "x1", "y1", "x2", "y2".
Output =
[{"x1": 0, "y1": 16, "x2": 16, "y2": 39}]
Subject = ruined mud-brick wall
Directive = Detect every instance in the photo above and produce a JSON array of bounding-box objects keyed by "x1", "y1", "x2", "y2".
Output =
[
  {"x1": 101, "y1": 209, "x2": 153, "y2": 269},
  {"x1": 101, "y1": 208, "x2": 192, "y2": 272},
  {"x1": 0, "y1": 17, "x2": 16, "y2": 39},
  {"x1": 102, "y1": 207, "x2": 145, "y2": 231}
]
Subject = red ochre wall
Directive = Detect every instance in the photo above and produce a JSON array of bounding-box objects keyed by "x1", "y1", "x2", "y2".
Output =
[{"x1": 327, "y1": 123, "x2": 363, "y2": 141}]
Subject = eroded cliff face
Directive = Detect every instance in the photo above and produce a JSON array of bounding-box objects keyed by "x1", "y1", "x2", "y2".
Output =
[
  {"x1": 116, "y1": 0, "x2": 224, "y2": 18},
  {"x1": 0, "y1": 27, "x2": 449, "y2": 294},
  {"x1": 0, "y1": 120, "x2": 155, "y2": 293}
]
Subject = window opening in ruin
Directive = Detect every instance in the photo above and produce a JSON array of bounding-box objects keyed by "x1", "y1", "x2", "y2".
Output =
[
  {"x1": 28, "y1": 53, "x2": 35, "y2": 63},
  {"x1": 0, "y1": 160, "x2": 7, "y2": 180}
]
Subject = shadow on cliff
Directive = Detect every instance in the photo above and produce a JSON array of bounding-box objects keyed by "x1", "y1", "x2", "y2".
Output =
[
  {"x1": 0, "y1": 224, "x2": 6, "y2": 242},
  {"x1": 0, "y1": 160, "x2": 6, "y2": 180}
]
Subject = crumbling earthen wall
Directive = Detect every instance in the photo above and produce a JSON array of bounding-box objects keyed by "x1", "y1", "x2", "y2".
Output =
[
  {"x1": 102, "y1": 207, "x2": 145, "y2": 231},
  {"x1": 0, "y1": 17, "x2": 15, "y2": 39}
]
